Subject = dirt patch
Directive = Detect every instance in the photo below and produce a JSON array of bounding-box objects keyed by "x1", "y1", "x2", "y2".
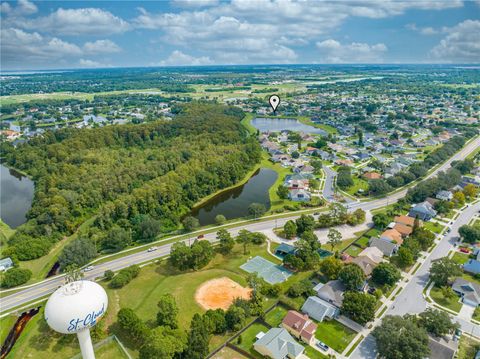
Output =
[{"x1": 195, "y1": 277, "x2": 251, "y2": 310}]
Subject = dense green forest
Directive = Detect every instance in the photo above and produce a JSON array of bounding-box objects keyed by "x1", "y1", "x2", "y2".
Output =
[{"x1": 2, "y1": 103, "x2": 261, "y2": 261}]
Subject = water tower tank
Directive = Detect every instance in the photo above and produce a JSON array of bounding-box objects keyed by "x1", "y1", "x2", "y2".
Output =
[{"x1": 45, "y1": 280, "x2": 108, "y2": 359}]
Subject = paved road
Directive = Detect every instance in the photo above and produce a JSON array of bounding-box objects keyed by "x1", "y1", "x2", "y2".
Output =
[
  {"x1": 322, "y1": 166, "x2": 337, "y2": 201},
  {"x1": 1, "y1": 136, "x2": 479, "y2": 314},
  {"x1": 351, "y1": 201, "x2": 480, "y2": 359}
]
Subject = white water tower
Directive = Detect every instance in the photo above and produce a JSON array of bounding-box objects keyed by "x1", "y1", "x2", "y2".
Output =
[{"x1": 45, "y1": 280, "x2": 108, "y2": 359}]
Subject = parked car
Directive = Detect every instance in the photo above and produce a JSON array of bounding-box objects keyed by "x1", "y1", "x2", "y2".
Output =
[
  {"x1": 147, "y1": 246, "x2": 158, "y2": 252},
  {"x1": 83, "y1": 266, "x2": 94, "y2": 272},
  {"x1": 460, "y1": 247, "x2": 470, "y2": 253},
  {"x1": 316, "y1": 341, "x2": 329, "y2": 351}
]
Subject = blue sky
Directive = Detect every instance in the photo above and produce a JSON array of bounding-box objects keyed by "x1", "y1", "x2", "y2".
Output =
[{"x1": 1, "y1": 0, "x2": 479, "y2": 70}]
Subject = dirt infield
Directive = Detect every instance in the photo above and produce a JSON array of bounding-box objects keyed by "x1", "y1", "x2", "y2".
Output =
[{"x1": 195, "y1": 277, "x2": 252, "y2": 310}]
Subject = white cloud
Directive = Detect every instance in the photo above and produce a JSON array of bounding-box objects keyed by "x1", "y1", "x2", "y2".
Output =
[
  {"x1": 316, "y1": 39, "x2": 387, "y2": 63},
  {"x1": 78, "y1": 59, "x2": 110, "y2": 68},
  {"x1": 430, "y1": 20, "x2": 480, "y2": 63},
  {"x1": 406, "y1": 23, "x2": 439, "y2": 35},
  {"x1": 20, "y1": 8, "x2": 130, "y2": 35},
  {"x1": 83, "y1": 40, "x2": 121, "y2": 54},
  {"x1": 0, "y1": 0, "x2": 37, "y2": 15},
  {"x1": 171, "y1": 0, "x2": 219, "y2": 8},
  {"x1": 157, "y1": 50, "x2": 213, "y2": 66}
]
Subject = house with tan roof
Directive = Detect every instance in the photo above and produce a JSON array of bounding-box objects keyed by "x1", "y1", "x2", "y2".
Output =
[
  {"x1": 381, "y1": 229, "x2": 403, "y2": 244},
  {"x1": 363, "y1": 172, "x2": 382, "y2": 180},
  {"x1": 358, "y1": 247, "x2": 383, "y2": 264},
  {"x1": 281, "y1": 310, "x2": 318, "y2": 345},
  {"x1": 351, "y1": 256, "x2": 377, "y2": 276},
  {"x1": 393, "y1": 223, "x2": 413, "y2": 237},
  {"x1": 394, "y1": 215, "x2": 422, "y2": 228}
]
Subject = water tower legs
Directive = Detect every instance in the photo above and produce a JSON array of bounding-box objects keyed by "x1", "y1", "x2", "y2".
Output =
[{"x1": 76, "y1": 328, "x2": 95, "y2": 359}]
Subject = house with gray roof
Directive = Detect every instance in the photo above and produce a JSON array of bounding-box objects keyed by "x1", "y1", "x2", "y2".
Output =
[
  {"x1": 316, "y1": 280, "x2": 345, "y2": 308},
  {"x1": 301, "y1": 296, "x2": 339, "y2": 322},
  {"x1": 428, "y1": 335, "x2": 458, "y2": 359},
  {"x1": 254, "y1": 328, "x2": 304, "y2": 359},
  {"x1": 452, "y1": 277, "x2": 480, "y2": 306},
  {"x1": 369, "y1": 237, "x2": 398, "y2": 257},
  {"x1": 0, "y1": 257, "x2": 13, "y2": 272},
  {"x1": 408, "y1": 201, "x2": 437, "y2": 221}
]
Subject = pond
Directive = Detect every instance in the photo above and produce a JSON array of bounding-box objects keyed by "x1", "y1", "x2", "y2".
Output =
[
  {"x1": 191, "y1": 168, "x2": 277, "y2": 225},
  {"x1": 251, "y1": 117, "x2": 327, "y2": 135},
  {"x1": 0, "y1": 164, "x2": 34, "y2": 228}
]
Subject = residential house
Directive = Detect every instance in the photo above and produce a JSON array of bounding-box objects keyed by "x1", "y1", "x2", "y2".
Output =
[
  {"x1": 409, "y1": 201, "x2": 437, "y2": 221},
  {"x1": 369, "y1": 237, "x2": 398, "y2": 257},
  {"x1": 363, "y1": 172, "x2": 382, "y2": 180},
  {"x1": 380, "y1": 229, "x2": 403, "y2": 245},
  {"x1": 316, "y1": 280, "x2": 346, "y2": 308},
  {"x1": 393, "y1": 223, "x2": 413, "y2": 237},
  {"x1": 436, "y1": 190, "x2": 453, "y2": 201},
  {"x1": 301, "y1": 280, "x2": 345, "y2": 322},
  {"x1": 451, "y1": 278, "x2": 480, "y2": 306},
  {"x1": 352, "y1": 255, "x2": 379, "y2": 276},
  {"x1": 281, "y1": 310, "x2": 318, "y2": 346},
  {"x1": 288, "y1": 189, "x2": 311, "y2": 202},
  {"x1": 463, "y1": 259, "x2": 480, "y2": 276},
  {"x1": 394, "y1": 215, "x2": 423, "y2": 228},
  {"x1": 254, "y1": 328, "x2": 304, "y2": 359},
  {"x1": 0, "y1": 257, "x2": 13, "y2": 272},
  {"x1": 357, "y1": 247, "x2": 383, "y2": 264},
  {"x1": 428, "y1": 335, "x2": 459, "y2": 359}
]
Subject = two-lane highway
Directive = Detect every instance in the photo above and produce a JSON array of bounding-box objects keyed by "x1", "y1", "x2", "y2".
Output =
[{"x1": 1, "y1": 135, "x2": 479, "y2": 315}]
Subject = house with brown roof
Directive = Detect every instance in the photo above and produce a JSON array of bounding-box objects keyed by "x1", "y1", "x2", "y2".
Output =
[
  {"x1": 281, "y1": 310, "x2": 318, "y2": 346},
  {"x1": 380, "y1": 229, "x2": 403, "y2": 244},
  {"x1": 351, "y1": 256, "x2": 377, "y2": 276},
  {"x1": 394, "y1": 215, "x2": 421, "y2": 228},
  {"x1": 363, "y1": 172, "x2": 382, "y2": 180},
  {"x1": 393, "y1": 223, "x2": 413, "y2": 237}
]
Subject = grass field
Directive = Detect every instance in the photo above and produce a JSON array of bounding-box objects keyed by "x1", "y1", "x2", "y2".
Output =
[
  {"x1": 94, "y1": 339, "x2": 130, "y2": 359},
  {"x1": 345, "y1": 176, "x2": 369, "y2": 197},
  {"x1": 344, "y1": 245, "x2": 363, "y2": 257},
  {"x1": 264, "y1": 305, "x2": 289, "y2": 327},
  {"x1": 424, "y1": 221, "x2": 445, "y2": 234},
  {"x1": 233, "y1": 322, "x2": 270, "y2": 359},
  {"x1": 0, "y1": 220, "x2": 15, "y2": 244},
  {"x1": 304, "y1": 346, "x2": 329, "y2": 359},
  {"x1": 429, "y1": 286, "x2": 462, "y2": 313},
  {"x1": 314, "y1": 319, "x2": 357, "y2": 353},
  {"x1": 0, "y1": 315, "x2": 17, "y2": 345},
  {"x1": 457, "y1": 335, "x2": 480, "y2": 359},
  {"x1": 451, "y1": 252, "x2": 470, "y2": 265}
]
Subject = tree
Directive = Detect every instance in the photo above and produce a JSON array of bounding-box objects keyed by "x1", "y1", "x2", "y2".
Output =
[
  {"x1": 157, "y1": 294, "x2": 179, "y2": 329},
  {"x1": 248, "y1": 203, "x2": 266, "y2": 218},
  {"x1": 327, "y1": 228, "x2": 342, "y2": 251},
  {"x1": 58, "y1": 237, "x2": 97, "y2": 270},
  {"x1": 64, "y1": 264, "x2": 84, "y2": 283},
  {"x1": 396, "y1": 247, "x2": 414, "y2": 268},
  {"x1": 309, "y1": 179, "x2": 320, "y2": 190},
  {"x1": 102, "y1": 227, "x2": 131, "y2": 253},
  {"x1": 0, "y1": 268, "x2": 32, "y2": 288},
  {"x1": 319, "y1": 256, "x2": 343, "y2": 280},
  {"x1": 368, "y1": 179, "x2": 392, "y2": 196},
  {"x1": 139, "y1": 327, "x2": 186, "y2": 359},
  {"x1": 463, "y1": 184, "x2": 478, "y2": 199},
  {"x1": 418, "y1": 308, "x2": 459, "y2": 337},
  {"x1": 311, "y1": 159, "x2": 323, "y2": 174},
  {"x1": 373, "y1": 213, "x2": 391, "y2": 229},
  {"x1": 372, "y1": 263, "x2": 401, "y2": 286},
  {"x1": 183, "y1": 216, "x2": 200, "y2": 232},
  {"x1": 295, "y1": 214, "x2": 315, "y2": 235},
  {"x1": 184, "y1": 314, "x2": 210, "y2": 359},
  {"x1": 341, "y1": 292, "x2": 376, "y2": 325},
  {"x1": 169, "y1": 242, "x2": 192, "y2": 271},
  {"x1": 373, "y1": 315, "x2": 430, "y2": 359},
  {"x1": 287, "y1": 279, "x2": 315, "y2": 298},
  {"x1": 453, "y1": 191, "x2": 465, "y2": 206},
  {"x1": 441, "y1": 286, "x2": 456, "y2": 299},
  {"x1": 104, "y1": 270, "x2": 114, "y2": 280},
  {"x1": 214, "y1": 214, "x2": 226, "y2": 225},
  {"x1": 250, "y1": 232, "x2": 267, "y2": 245},
  {"x1": 459, "y1": 225, "x2": 480, "y2": 244},
  {"x1": 430, "y1": 257, "x2": 462, "y2": 287},
  {"x1": 217, "y1": 229, "x2": 235, "y2": 255},
  {"x1": 337, "y1": 167, "x2": 354, "y2": 189},
  {"x1": 411, "y1": 228, "x2": 435, "y2": 251},
  {"x1": 283, "y1": 220, "x2": 297, "y2": 239},
  {"x1": 277, "y1": 185, "x2": 289, "y2": 199},
  {"x1": 236, "y1": 229, "x2": 252, "y2": 255},
  {"x1": 117, "y1": 308, "x2": 149, "y2": 346},
  {"x1": 135, "y1": 216, "x2": 161, "y2": 243},
  {"x1": 225, "y1": 306, "x2": 246, "y2": 331},
  {"x1": 204, "y1": 309, "x2": 227, "y2": 334},
  {"x1": 339, "y1": 264, "x2": 365, "y2": 291}
]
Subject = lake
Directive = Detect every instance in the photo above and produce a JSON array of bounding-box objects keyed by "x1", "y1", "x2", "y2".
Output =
[
  {"x1": 191, "y1": 168, "x2": 277, "y2": 225},
  {"x1": 0, "y1": 164, "x2": 34, "y2": 228},
  {"x1": 251, "y1": 117, "x2": 327, "y2": 135}
]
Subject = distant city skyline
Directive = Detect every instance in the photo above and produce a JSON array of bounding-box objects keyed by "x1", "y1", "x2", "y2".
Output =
[{"x1": 1, "y1": 0, "x2": 479, "y2": 70}]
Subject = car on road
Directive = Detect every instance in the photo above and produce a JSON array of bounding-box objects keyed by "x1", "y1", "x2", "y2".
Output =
[
  {"x1": 316, "y1": 341, "x2": 329, "y2": 351},
  {"x1": 147, "y1": 246, "x2": 158, "y2": 252},
  {"x1": 460, "y1": 247, "x2": 470, "y2": 253},
  {"x1": 83, "y1": 266, "x2": 94, "y2": 272}
]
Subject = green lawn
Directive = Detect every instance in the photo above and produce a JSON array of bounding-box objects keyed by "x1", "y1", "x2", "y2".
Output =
[
  {"x1": 94, "y1": 339, "x2": 130, "y2": 359},
  {"x1": 0, "y1": 220, "x2": 15, "y2": 244},
  {"x1": 424, "y1": 221, "x2": 445, "y2": 234},
  {"x1": 344, "y1": 245, "x2": 363, "y2": 257},
  {"x1": 473, "y1": 307, "x2": 480, "y2": 322},
  {"x1": 264, "y1": 305, "x2": 289, "y2": 327},
  {"x1": 233, "y1": 322, "x2": 270, "y2": 359},
  {"x1": 332, "y1": 237, "x2": 357, "y2": 253},
  {"x1": 354, "y1": 236, "x2": 370, "y2": 249},
  {"x1": 212, "y1": 346, "x2": 249, "y2": 359},
  {"x1": 430, "y1": 286, "x2": 462, "y2": 313},
  {"x1": 314, "y1": 319, "x2": 357, "y2": 353},
  {"x1": 457, "y1": 336, "x2": 480, "y2": 359},
  {"x1": 0, "y1": 315, "x2": 17, "y2": 345},
  {"x1": 451, "y1": 252, "x2": 470, "y2": 265},
  {"x1": 345, "y1": 176, "x2": 369, "y2": 197},
  {"x1": 304, "y1": 346, "x2": 329, "y2": 359}
]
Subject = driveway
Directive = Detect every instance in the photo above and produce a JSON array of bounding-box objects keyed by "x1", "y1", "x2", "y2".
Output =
[{"x1": 459, "y1": 302, "x2": 476, "y2": 321}]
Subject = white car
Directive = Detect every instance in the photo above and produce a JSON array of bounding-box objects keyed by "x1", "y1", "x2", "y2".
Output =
[
  {"x1": 83, "y1": 266, "x2": 94, "y2": 272},
  {"x1": 147, "y1": 246, "x2": 158, "y2": 252}
]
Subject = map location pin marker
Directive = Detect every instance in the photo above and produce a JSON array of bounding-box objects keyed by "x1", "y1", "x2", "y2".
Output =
[{"x1": 269, "y1": 95, "x2": 280, "y2": 113}]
